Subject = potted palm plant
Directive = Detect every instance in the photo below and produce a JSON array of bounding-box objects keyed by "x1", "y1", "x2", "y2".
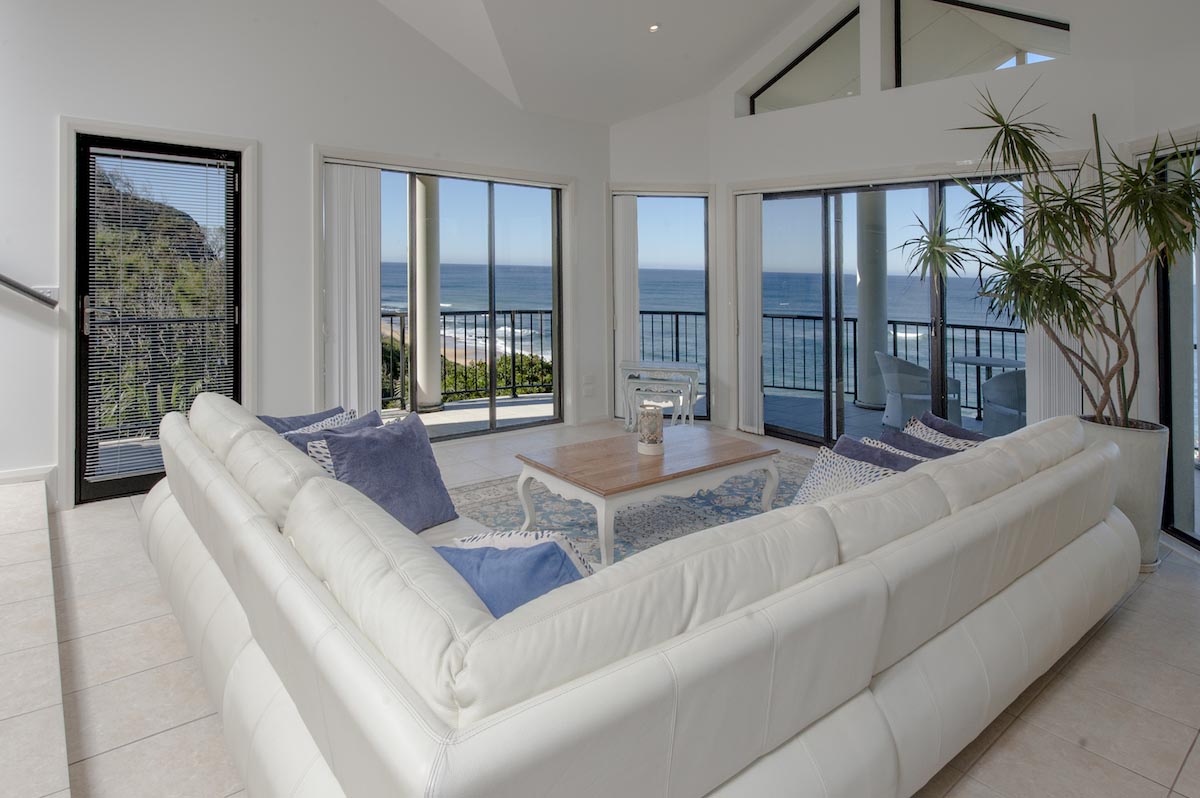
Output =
[{"x1": 906, "y1": 87, "x2": 1200, "y2": 571}]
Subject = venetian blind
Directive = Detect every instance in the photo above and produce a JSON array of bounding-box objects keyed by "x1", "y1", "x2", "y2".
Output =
[{"x1": 82, "y1": 145, "x2": 238, "y2": 482}]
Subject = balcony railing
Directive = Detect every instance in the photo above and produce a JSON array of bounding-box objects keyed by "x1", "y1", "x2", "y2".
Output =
[
  {"x1": 383, "y1": 309, "x2": 1024, "y2": 415},
  {"x1": 381, "y1": 309, "x2": 555, "y2": 406},
  {"x1": 763, "y1": 313, "x2": 1024, "y2": 413}
]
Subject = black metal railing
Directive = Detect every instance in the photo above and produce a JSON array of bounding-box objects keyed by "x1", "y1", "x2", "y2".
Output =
[
  {"x1": 638, "y1": 310, "x2": 707, "y2": 364},
  {"x1": 760, "y1": 313, "x2": 1025, "y2": 412},
  {"x1": 381, "y1": 309, "x2": 555, "y2": 405},
  {"x1": 384, "y1": 308, "x2": 1024, "y2": 415}
]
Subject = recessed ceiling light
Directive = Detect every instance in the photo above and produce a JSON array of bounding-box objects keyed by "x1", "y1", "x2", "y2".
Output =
[{"x1": 649, "y1": 23, "x2": 660, "y2": 32}]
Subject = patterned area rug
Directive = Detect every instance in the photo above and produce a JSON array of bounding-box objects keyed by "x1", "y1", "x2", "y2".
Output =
[{"x1": 448, "y1": 452, "x2": 813, "y2": 565}]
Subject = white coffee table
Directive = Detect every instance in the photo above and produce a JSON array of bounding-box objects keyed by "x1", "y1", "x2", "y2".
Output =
[{"x1": 515, "y1": 426, "x2": 779, "y2": 566}]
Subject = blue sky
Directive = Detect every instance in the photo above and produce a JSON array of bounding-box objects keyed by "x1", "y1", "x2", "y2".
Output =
[
  {"x1": 382, "y1": 171, "x2": 553, "y2": 265},
  {"x1": 761, "y1": 182, "x2": 1020, "y2": 275},
  {"x1": 112, "y1": 156, "x2": 1017, "y2": 281},
  {"x1": 762, "y1": 187, "x2": 931, "y2": 275},
  {"x1": 636, "y1": 196, "x2": 707, "y2": 269}
]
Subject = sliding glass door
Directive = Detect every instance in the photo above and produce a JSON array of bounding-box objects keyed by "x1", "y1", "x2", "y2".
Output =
[
  {"x1": 619, "y1": 194, "x2": 710, "y2": 417},
  {"x1": 762, "y1": 193, "x2": 836, "y2": 441},
  {"x1": 494, "y1": 183, "x2": 559, "y2": 429},
  {"x1": 755, "y1": 178, "x2": 1025, "y2": 445},
  {"x1": 376, "y1": 172, "x2": 561, "y2": 440}
]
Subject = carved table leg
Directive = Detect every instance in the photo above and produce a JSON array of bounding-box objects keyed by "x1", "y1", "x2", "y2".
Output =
[{"x1": 517, "y1": 468, "x2": 538, "y2": 531}]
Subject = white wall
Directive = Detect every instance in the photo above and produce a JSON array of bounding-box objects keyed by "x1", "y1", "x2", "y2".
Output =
[
  {"x1": 611, "y1": 0, "x2": 1200, "y2": 428},
  {"x1": 0, "y1": 0, "x2": 610, "y2": 493}
]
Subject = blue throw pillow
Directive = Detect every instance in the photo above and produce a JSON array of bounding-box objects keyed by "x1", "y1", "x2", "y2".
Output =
[
  {"x1": 282, "y1": 410, "x2": 381, "y2": 452},
  {"x1": 919, "y1": 411, "x2": 990, "y2": 442},
  {"x1": 879, "y1": 428, "x2": 958, "y2": 459},
  {"x1": 323, "y1": 413, "x2": 458, "y2": 533},
  {"x1": 434, "y1": 543, "x2": 582, "y2": 617},
  {"x1": 258, "y1": 406, "x2": 344, "y2": 434},
  {"x1": 833, "y1": 436, "x2": 922, "y2": 471}
]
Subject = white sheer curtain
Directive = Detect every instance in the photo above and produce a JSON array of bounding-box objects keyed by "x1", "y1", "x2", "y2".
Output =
[
  {"x1": 736, "y1": 193, "x2": 764, "y2": 434},
  {"x1": 612, "y1": 194, "x2": 640, "y2": 418},
  {"x1": 323, "y1": 163, "x2": 382, "y2": 414}
]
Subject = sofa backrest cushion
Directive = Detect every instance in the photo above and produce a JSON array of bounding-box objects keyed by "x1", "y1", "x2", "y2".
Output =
[
  {"x1": 283, "y1": 478, "x2": 494, "y2": 722},
  {"x1": 225, "y1": 430, "x2": 328, "y2": 529},
  {"x1": 188, "y1": 392, "x2": 272, "y2": 462},
  {"x1": 452, "y1": 503, "x2": 840, "y2": 723},
  {"x1": 866, "y1": 439, "x2": 1119, "y2": 673},
  {"x1": 983, "y1": 414, "x2": 1085, "y2": 478},
  {"x1": 908, "y1": 443, "x2": 1026, "y2": 513},
  {"x1": 818, "y1": 471, "x2": 951, "y2": 562},
  {"x1": 159, "y1": 412, "x2": 272, "y2": 588}
]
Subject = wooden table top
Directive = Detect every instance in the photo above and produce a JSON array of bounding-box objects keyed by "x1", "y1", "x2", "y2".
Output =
[{"x1": 516, "y1": 426, "x2": 780, "y2": 497}]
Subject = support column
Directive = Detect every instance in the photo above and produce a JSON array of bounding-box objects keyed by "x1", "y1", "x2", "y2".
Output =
[
  {"x1": 855, "y1": 191, "x2": 888, "y2": 409},
  {"x1": 414, "y1": 175, "x2": 443, "y2": 412}
]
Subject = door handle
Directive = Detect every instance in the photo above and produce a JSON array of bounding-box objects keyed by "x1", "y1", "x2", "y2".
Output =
[{"x1": 81, "y1": 295, "x2": 115, "y2": 336}]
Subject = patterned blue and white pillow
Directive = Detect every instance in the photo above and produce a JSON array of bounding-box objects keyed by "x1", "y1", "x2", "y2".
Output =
[
  {"x1": 791, "y1": 447, "x2": 898, "y2": 505},
  {"x1": 454, "y1": 530, "x2": 595, "y2": 576},
  {"x1": 902, "y1": 418, "x2": 979, "y2": 451},
  {"x1": 306, "y1": 439, "x2": 336, "y2": 477},
  {"x1": 288, "y1": 409, "x2": 357, "y2": 435}
]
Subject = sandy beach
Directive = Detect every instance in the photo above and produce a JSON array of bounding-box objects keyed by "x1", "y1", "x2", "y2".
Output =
[{"x1": 380, "y1": 319, "x2": 480, "y2": 365}]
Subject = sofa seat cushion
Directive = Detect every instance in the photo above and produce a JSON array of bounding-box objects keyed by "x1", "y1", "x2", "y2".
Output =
[
  {"x1": 452, "y1": 504, "x2": 840, "y2": 723},
  {"x1": 283, "y1": 478, "x2": 493, "y2": 719},
  {"x1": 418, "y1": 515, "x2": 492, "y2": 546},
  {"x1": 188, "y1": 392, "x2": 272, "y2": 462},
  {"x1": 226, "y1": 430, "x2": 329, "y2": 528}
]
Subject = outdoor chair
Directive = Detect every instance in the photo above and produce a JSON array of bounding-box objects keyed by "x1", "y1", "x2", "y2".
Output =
[
  {"x1": 982, "y1": 368, "x2": 1027, "y2": 437},
  {"x1": 874, "y1": 351, "x2": 963, "y2": 429}
]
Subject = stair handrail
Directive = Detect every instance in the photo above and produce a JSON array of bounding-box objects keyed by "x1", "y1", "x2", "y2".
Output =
[{"x1": 0, "y1": 272, "x2": 56, "y2": 309}]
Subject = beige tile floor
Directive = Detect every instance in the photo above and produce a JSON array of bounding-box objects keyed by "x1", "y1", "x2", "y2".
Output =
[{"x1": 32, "y1": 421, "x2": 1200, "y2": 797}]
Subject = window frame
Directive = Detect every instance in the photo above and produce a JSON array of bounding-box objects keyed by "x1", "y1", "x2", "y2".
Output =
[
  {"x1": 74, "y1": 133, "x2": 242, "y2": 503},
  {"x1": 893, "y1": 0, "x2": 1070, "y2": 88},
  {"x1": 749, "y1": 7, "x2": 861, "y2": 116}
]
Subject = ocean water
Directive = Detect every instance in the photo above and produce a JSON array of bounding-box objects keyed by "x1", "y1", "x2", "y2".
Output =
[{"x1": 380, "y1": 262, "x2": 1023, "y2": 372}]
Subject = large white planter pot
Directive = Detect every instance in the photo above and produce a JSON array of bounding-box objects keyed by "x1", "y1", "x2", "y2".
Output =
[{"x1": 1081, "y1": 417, "x2": 1169, "y2": 572}]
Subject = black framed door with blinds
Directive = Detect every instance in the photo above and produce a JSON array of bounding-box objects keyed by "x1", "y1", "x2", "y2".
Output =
[{"x1": 75, "y1": 135, "x2": 241, "y2": 503}]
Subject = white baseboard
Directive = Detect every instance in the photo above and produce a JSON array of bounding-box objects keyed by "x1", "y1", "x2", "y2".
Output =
[{"x1": 0, "y1": 465, "x2": 59, "y2": 509}]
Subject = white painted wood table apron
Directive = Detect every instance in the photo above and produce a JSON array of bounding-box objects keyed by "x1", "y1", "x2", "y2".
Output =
[{"x1": 516, "y1": 457, "x2": 779, "y2": 567}]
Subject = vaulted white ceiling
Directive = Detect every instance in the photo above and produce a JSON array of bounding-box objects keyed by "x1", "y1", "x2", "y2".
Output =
[{"x1": 376, "y1": 0, "x2": 813, "y2": 124}]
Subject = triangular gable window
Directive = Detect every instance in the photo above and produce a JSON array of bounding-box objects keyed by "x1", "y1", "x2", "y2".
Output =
[{"x1": 751, "y1": 8, "x2": 861, "y2": 115}]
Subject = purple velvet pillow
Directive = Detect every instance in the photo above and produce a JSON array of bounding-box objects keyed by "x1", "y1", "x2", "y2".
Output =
[
  {"x1": 323, "y1": 413, "x2": 458, "y2": 533},
  {"x1": 258, "y1": 406, "x2": 344, "y2": 434},
  {"x1": 879, "y1": 428, "x2": 958, "y2": 459},
  {"x1": 919, "y1": 411, "x2": 990, "y2": 442},
  {"x1": 834, "y1": 436, "x2": 923, "y2": 472}
]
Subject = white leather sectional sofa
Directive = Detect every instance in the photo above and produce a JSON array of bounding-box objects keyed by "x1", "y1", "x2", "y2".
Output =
[{"x1": 140, "y1": 393, "x2": 1139, "y2": 797}]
